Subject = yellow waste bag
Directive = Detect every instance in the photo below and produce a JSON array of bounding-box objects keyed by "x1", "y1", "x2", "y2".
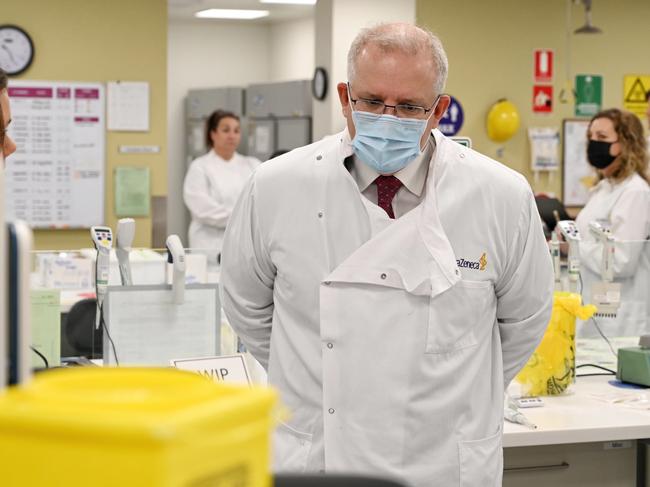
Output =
[{"x1": 516, "y1": 292, "x2": 597, "y2": 396}]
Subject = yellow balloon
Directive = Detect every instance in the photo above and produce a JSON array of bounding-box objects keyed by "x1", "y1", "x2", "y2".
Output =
[{"x1": 486, "y1": 99, "x2": 520, "y2": 142}]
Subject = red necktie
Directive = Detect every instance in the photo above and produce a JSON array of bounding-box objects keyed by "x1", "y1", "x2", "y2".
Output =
[{"x1": 374, "y1": 175, "x2": 402, "y2": 219}]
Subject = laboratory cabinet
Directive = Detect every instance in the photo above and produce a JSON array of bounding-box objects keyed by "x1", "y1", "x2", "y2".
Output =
[{"x1": 504, "y1": 441, "x2": 640, "y2": 486}]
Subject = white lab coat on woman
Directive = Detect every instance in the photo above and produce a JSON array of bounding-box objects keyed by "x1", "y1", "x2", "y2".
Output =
[
  {"x1": 220, "y1": 129, "x2": 553, "y2": 487},
  {"x1": 575, "y1": 173, "x2": 650, "y2": 337},
  {"x1": 183, "y1": 150, "x2": 260, "y2": 257}
]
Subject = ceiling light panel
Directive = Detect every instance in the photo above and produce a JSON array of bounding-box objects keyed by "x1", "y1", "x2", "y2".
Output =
[
  {"x1": 259, "y1": 0, "x2": 317, "y2": 5},
  {"x1": 195, "y1": 9, "x2": 270, "y2": 19}
]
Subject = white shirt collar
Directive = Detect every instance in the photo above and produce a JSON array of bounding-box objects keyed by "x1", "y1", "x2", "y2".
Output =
[{"x1": 352, "y1": 136, "x2": 435, "y2": 197}]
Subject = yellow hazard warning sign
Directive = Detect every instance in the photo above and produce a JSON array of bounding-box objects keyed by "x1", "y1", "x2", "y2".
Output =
[{"x1": 623, "y1": 74, "x2": 650, "y2": 116}]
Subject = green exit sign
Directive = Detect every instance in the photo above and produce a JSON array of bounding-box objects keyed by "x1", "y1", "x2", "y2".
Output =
[{"x1": 575, "y1": 74, "x2": 603, "y2": 117}]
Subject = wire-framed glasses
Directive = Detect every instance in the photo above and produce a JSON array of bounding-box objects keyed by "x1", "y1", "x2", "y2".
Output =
[{"x1": 347, "y1": 82, "x2": 439, "y2": 120}]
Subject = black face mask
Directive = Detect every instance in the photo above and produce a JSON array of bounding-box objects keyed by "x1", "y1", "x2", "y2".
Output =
[{"x1": 587, "y1": 139, "x2": 617, "y2": 169}]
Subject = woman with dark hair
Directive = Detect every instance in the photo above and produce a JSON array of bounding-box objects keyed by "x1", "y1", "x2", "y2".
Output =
[
  {"x1": 183, "y1": 109, "x2": 260, "y2": 261},
  {"x1": 576, "y1": 108, "x2": 650, "y2": 336},
  {"x1": 0, "y1": 68, "x2": 17, "y2": 162}
]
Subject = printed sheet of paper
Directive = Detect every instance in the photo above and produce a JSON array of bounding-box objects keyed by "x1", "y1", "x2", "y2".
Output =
[
  {"x1": 5, "y1": 81, "x2": 105, "y2": 228},
  {"x1": 107, "y1": 81, "x2": 150, "y2": 131}
]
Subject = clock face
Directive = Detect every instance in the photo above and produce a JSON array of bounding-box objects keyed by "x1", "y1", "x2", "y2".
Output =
[
  {"x1": 312, "y1": 67, "x2": 328, "y2": 101},
  {"x1": 0, "y1": 25, "x2": 34, "y2": 75}
]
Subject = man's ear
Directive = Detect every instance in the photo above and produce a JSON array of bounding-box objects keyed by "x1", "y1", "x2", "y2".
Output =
[
  {"x1": 337, "y1": 82, "x2": 351, "y2": 116},
  {"x1": 433, "y1": 95, "x2": 451, "y2": 121}
]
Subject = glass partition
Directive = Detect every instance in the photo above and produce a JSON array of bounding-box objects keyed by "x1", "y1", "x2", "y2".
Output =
[
  {"x1": 574, "y1": 239, "x2": 650, "y2": 369},
  {"x1": 29, "y1": 247, "x2": 236, "y2": 367}
]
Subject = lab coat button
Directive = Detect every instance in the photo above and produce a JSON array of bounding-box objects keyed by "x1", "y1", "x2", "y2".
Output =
[
  {"x1": 323, "y1": 281, "x2": 331, "y2": 285},
  {"x1": 327, "y1": 343, "x2": 333, "y2": 349},
  {"x1": 380, "y1": 273, "x2": 387, "y2": 280},
  {"x1": 316, "y1": 155, "x2": 323, "y2": 160},
  {"x1": 318, "y1": 211, "x2": 324, "y2": 218},
  {"x1": 459, "y1": 153, "x2": 466, "y2": 159},
  {"x1": 328, "y1": 408, "x2": 335, "y2": 414}
]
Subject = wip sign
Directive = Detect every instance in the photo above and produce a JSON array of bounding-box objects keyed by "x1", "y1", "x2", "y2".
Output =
[
  {"x1": 171, "y1": 354, "x2": 251, "y2": 385},
  {"x1": 623, "y1": 74, "x2": 650, "y2": 117}
]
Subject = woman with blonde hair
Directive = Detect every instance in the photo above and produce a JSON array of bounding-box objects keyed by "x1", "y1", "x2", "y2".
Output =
[{"x1": 576, "y1": 108, "x2": 650, "y2": 336}]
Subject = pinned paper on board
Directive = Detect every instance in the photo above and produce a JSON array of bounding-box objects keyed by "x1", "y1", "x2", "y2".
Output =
[
  {"x1": 114, "y1": 166, "x2": 150, "y2": 217},
  {"x1": 254, "y1": 125, "x2": 271, "y2": 154},
  {"x1": 31, "y1": 290, "x2": 61, "y2": 368},
  {"x1": 107, "y1": 81, "x2": 150, "y2": 131},
  {"x1": 529, "y1": 127, "x2": 560, "y2": 172}
]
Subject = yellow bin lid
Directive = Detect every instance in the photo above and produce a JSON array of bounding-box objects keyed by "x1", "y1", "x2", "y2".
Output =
[{"x1": 0, "y1": 367, "x2": 276, "y2": 444}]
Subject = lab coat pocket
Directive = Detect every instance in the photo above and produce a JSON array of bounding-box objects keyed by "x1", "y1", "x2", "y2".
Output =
[
  {"x1": 458, "y1": 427, "x2": 503, "y2": 487},
  {"x1": 273, "y1": 421, "x2": 313, "y2": 473},
  {"x1": 426, "y1": 279, "x2": 494, "y2": 354}
]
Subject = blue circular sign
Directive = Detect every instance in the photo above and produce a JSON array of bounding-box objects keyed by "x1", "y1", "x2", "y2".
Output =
[{"x1": 439, "y1": 96, "x2": 464, "y2": 136}]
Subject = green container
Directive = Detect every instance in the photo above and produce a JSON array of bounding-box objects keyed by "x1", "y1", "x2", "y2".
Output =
[{"x1": 617, "y1": 347, "x2": 650, "y2": 387}]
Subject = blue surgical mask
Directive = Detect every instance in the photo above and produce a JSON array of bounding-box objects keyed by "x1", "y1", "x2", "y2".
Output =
[{"x1": 351, "y1": 109, "x2": 434, "y2": 174}]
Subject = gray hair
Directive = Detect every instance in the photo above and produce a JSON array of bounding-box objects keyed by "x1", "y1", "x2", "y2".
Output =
[{"x1": 347, "y1": 22, "x2": 448, "y2": 94}]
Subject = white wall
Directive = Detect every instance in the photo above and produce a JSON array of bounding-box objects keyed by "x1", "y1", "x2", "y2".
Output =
[
  {"x1": 167, "y1": 20, "x2": 271, "y2": 239},
  {"x1": 167, "y1": 18, "x2": 315, "y2": 239},
  {"x1": 313, "y1": 0, "x2": 417, "y2": 139},
  {"x1": 269, "y1": 17, "x2": 315, "y2": 82}
]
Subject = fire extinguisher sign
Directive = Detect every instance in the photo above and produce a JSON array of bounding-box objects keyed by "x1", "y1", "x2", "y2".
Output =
[{"x1": 534, "y1": 49, "x2": 554, "y2": 83}]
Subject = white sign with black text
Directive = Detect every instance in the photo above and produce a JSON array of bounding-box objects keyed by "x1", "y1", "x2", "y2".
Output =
[{"x1": 171, "y1": 354, "x2": 251, "y2": 385}]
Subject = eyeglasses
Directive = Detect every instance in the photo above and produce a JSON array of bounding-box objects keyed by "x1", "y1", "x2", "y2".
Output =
[{"x1": 347, "y1": 83, "x2": 439, "y2": 120}]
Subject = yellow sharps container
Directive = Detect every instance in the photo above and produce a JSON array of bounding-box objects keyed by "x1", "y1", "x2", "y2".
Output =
[
  {"x1": 0, "y1": 367, "x2": 276, "y2": 487},
  {"x1": 516, "y1": 291, "x2": 596, "y2": 396}
]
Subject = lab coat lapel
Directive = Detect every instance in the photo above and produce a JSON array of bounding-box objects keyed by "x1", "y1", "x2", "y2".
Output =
[{"x1": 324, "y1": 129, "x2": 460, "y2": 298}]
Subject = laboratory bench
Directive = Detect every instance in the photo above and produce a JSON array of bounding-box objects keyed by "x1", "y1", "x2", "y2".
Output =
[{"x1": 503, "y1": 375, "x2": 650, "y2": 486}]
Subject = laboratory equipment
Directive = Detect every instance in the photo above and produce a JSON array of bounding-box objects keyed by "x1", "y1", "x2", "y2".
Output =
[
  {"x1": 535, "y1": 196, "x2": 571, "y2": 237},
  {"x1": 90, "y1": 226, "x2": 113, "y2": 329},
  {"x1": 550, "y1": 232, "x2": 561, "y2": 291},
  {"x1": 115, "y1": 218, "x2": 135, "y2": 286},
  {"x1": 589, "y1": 221, "x2": 621, "y2": 318},
  {"x1": 617, "y1": 335, "x2": 650, "y2": 387},
  {"x1": 504, "y1": 396, "x2": 537, "y2": 429},
  {"x1": 166, "y1": 234, "x2": 186, "y2": 305},
  {"x1": 557, "y1": 220, "x2": 581, "y2": 293}
]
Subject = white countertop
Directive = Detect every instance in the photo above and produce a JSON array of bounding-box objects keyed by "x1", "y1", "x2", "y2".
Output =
[{"x1": 504, "y1": 375, "x2": 650, "y2": 447}]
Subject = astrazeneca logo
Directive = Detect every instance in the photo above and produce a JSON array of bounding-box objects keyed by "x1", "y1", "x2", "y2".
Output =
[{"x1": 457, "y1": 252, "x2": 488, "y2": 271}]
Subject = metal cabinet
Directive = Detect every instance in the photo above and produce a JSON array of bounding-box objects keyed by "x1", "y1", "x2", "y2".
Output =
[
  {"x1": 245, "y1": 80, "x2": 312, "y2": 161},
  {"x1": 185, "y1": 87, "x2": 247, "y2": 164}
]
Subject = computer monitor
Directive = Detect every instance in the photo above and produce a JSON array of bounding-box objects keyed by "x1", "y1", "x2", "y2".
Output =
[
  {"x1": 535, "y1": 197, "x2": 572, "y2": 234},
  {"x1": 7, "y1": 221, "x2": 33, "y2": 386}
]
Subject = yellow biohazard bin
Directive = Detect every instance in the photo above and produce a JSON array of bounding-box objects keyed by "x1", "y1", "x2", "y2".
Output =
[
  {"x1": 516, "y1": 291, "x2": 596, "y2": 396},
  {"x1": 0, "y1": 367, "x2": 276, "y2": 487}
]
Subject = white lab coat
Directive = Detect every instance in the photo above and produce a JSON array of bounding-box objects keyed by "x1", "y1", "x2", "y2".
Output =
[
  {"x1": 220, "y1": 129, "x2": 554, "y2": 487},
  {"x1": 183, "y1": 150, "x2": 260, "y2": 256},
  {"x1": 575, "y1": 173, "x2": 650, "y2": 337}
]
